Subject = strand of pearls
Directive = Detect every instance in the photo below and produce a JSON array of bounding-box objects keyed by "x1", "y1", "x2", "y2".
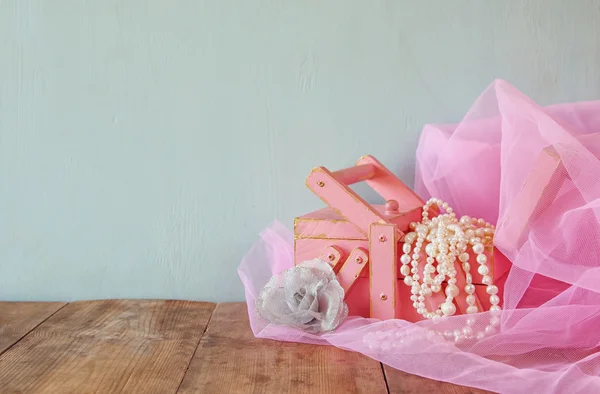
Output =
[
  {"x1": 362, "y1": 308, "x2": 503, "y2": 349},
  {"x1": 400, "y1": 198, "x2": 501, "y2": 320},
  {"x1": 362, "y1": 198, "x2": 505, "y2": 345}
]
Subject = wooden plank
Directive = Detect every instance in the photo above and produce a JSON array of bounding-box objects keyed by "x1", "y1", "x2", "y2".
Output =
[
  {"x1": 383, "y1": 365, "x2": 493, "y2": 394},
  {"x1": 0, "y1": 302, "x2": 65, "y2": 354},
  {"x1": 0, "y1": 300, "x2": 215, "y2": 394},
  {"x1": 178, "y1": 302, "x2": 388, "y2": 394}
]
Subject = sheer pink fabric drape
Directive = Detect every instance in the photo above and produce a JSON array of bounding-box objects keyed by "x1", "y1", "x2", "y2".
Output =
[{"x1": 238, "y1": 80, "x2": 600, "y2": 393}]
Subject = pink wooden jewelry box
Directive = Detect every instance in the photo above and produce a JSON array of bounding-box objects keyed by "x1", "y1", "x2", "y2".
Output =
[{"x1": 294, "y1": 156, "x2": 496, "y2": 322}]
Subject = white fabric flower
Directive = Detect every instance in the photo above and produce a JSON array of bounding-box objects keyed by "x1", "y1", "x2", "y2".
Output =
[{"x1": 256, "y1": 259, "x2": 348, "y2": 333}]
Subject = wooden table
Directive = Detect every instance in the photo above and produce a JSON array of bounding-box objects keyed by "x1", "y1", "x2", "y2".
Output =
[{"x1": 0, "y1": 301, "x2": 490, "y2": 393}]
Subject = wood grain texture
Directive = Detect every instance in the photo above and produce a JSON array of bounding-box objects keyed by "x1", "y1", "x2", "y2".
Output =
[
  {"x1": 383, "y1": 365, "x2": 493, "y2": 394},
  {"x1": 0, "y1": 302, "x2": 65, "y2": 354},
  {"x1": 178, "y1": 302, "x2": 388, "y2": 394},
  {"x1": 0, "y1": 300, "x2": 215, "y2": 394}
]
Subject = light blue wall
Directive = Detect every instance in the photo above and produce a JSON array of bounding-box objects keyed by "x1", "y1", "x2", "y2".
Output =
[{"x1": 1, "y1": 1, "x2": 599, "y2": 302}]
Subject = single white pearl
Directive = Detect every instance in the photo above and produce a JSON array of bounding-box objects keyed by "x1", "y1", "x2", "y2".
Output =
[
  {"x1": 486, "y1": 285, "x2": 498, "y2": 295},
  {"x1": 466, "y1": 295, "x2": 476, "y2": 305},
  {"x1": 473, "y1": 243, "x2": 484, "y2": 254},
  {"x1": 466, "y1": 305, "x2": 478, "y2": 314},
  {"x1": 404, "y1": 276, "x2": 413, "y2": 286},
  {"x1": 464, "y1": 284, "x2": 475, "y2": 294},
  {"x1": 465, "y1": 229, "x2": 475, "y2": 238},
  {"x1": 477, "y1": 265, "x2": 489, "y2": 275},
  {"x1": 400, "y1": 265, "x2": 410, "y2": 276},
  {"x1": 484, "y1": 325, "x2": 495, "y2": 335},
  {"x1": 403, "y1": 243, "x2": 412, "y2": 254},
  {"x1": 445, "y1": 284, "x2": 459, "y2": 297},
  {"x1": 475, "y1": 228, "x2": 485, "y2": 237},
  {"x1": 412, "y1": 253, "x2": 420, "y2": 260},
  {"x1": 490, "y1": 305, "x2": 501, "y2": 312},
  {"x1": 476, "y1": 254, "x2": 487, "y2": 264},
  {"x1": 410, "y1": 295, "x2": 418, "y2": 301},
  {"x1": 417, "y1": 308, "x2": 425, "y2": 314},
  {"x1": 489, "y1": 295, "x2": 500, "y2": 305},
  {"x1": 417, "y1": 295, "x2": 425, "y2": 302},
  {"x1": 416, "y1": 224, "x2": 428, "y2": 234},
  {"x1": 405, "y1": 233, "x2": 416, "y2": 243},
  {"x1": 476, "y1": 331, "x2": 485, "y2": 340},
  {"x1": 462, "y1": 326, "x2": 473, "y2": 338},
  {"x1": 411, "y1": 267, "x2": 418, "y2": 274},
  {"x1": 400, "y1": 254, "x2": 411, "y2": 265},
  {"x1": 425, "y1": 243, "x2": 436, "y2": 257},
  {"x1": 460, "y1": 216, "x2": 471, "y2": 225},
  {"x1": 465, "y1": 273, "x2": 473, "y2": 283},
  {"x1": 441, "y1": 302, "x2": 456, "y2": 316},
  {"x1": 482, "y1": 275, "x2": 492, "y2": 285},
  {"x1": 466, "y1": 317, "x2": 476, "y2": 326},
  {"x1": 462, "y1": 262, "x2": 471, "y2": 272},
  {"x1": 459, "y1": 253, "x2": 470, "y2": 262},
  {"x1": 431, "y1": 284, "x2": 442, "y2": 293},
  {"x1": 490, "y1": 316, "x2": 500, "y2": 326}
]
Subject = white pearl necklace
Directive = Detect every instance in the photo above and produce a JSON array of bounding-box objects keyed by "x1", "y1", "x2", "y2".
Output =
[
  {"x1": 363, "y1": 198, "x2": 504, "y2": 345},
  {"x1": 400, "y1": 198, "x2": 501, "y2": 320}
]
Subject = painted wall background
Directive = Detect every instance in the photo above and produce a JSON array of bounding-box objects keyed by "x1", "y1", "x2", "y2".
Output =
[{"x1": 1, "y1": 1, "x2": 600, "y2": 302}]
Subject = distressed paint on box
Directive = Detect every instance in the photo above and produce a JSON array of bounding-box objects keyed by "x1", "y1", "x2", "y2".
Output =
[{"x1": 294, "y1": 206, "x2": 422, "y2": 240}]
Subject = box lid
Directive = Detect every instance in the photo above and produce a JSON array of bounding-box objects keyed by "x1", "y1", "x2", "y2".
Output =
[{"x1": 295, "y1": 205, "x2": 422, "y2": 240}]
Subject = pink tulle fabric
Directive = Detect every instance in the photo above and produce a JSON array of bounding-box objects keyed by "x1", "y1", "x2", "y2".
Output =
[{"x1": 238, "y1": 80, "x2": 600, "y2": 393}]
